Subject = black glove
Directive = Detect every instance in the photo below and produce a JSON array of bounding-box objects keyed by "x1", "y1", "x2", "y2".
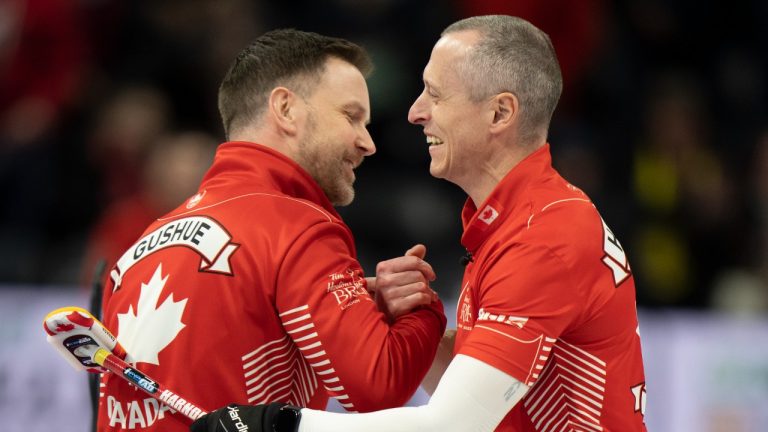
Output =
[{"x1": 190, "y1": 403, "x2": 301, "y2": 432}]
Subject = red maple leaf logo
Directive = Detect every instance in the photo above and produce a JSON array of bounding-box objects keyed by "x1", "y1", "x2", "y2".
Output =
[
  {"x1": 56, "y1": 323, "x2": 75, "y2": 332},
  {"x1": 481, "y1": 208, "x2": 494, "y2": 220}
]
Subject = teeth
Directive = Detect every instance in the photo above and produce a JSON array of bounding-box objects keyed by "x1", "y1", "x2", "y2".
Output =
[{"x1": 426, "y1": 136, "x2": 444, "y2": 146}]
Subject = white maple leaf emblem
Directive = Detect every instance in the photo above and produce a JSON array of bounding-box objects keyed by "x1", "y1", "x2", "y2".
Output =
[{"x1": 117, "y1": 263, "x2": 187, "y2": 365}]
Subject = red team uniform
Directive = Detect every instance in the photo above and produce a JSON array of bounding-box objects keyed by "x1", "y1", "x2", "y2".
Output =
[
  {"x1": 97, "y1": 142, "x2": 446, "y2": 431},
  {"x1": 454, "y1": 145, "x2": 647, "y2": 431}
]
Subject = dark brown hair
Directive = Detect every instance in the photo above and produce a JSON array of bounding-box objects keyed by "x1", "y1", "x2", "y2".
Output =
[{"x1": 218, "y1": 29, "x2": 373, "y2": 138}]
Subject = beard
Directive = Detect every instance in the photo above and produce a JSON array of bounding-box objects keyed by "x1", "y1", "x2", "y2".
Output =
[{"x1": 295, "y1": 113, "x2": 355, "y2": 206}]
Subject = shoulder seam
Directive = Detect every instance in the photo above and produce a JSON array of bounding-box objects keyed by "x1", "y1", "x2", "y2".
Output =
[
  {"x1": 527, "y1": 197, "x2": 593, "y2": 229},
  {"x1": 159, "y1": 192, "x2": 334, "y2": 222}
]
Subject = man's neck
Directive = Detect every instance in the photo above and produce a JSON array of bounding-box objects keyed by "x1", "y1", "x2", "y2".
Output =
[{"x1": 464, "y1": 141, "x2": 543, "y2": 207}]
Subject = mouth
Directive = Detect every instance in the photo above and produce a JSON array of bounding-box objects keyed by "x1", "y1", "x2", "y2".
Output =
[
  {"x1": 343, "y1": 159, "x2": 360, "y2": 179},
  {"x1": 344, "y1": 158, "x2": 361, "y2": 170},
  {"x1": 426, "y1": 135, "x2": 444, "y2": 146}
]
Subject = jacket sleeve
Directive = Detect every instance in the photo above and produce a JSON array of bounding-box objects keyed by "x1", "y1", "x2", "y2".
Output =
[{"x1": 274, "y1": 221, "x2": 446, "y2": 412}]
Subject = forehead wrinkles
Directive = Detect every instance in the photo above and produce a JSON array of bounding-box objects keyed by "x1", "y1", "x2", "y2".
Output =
[{"x1": 424, "y1": 63, "x2": 468, "y2": 103}]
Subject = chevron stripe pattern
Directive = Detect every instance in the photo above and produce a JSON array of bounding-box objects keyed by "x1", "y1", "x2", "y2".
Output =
[
  {"x1": 241, "y1": 305, "x2": 355, "y2": 411},
  {"x1": 523, "y1": 341, "x2": 607, "y2": 432}
]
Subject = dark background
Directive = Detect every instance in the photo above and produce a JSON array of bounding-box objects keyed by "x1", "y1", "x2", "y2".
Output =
[{"x1": 2, "y1": 0, "x2": 767, "y2": 314}]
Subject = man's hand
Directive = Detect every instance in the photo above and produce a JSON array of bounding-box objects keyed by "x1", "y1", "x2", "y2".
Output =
[
  {"x1": 367, "y1": 244, "x2": 438, "y2": 321},
  {"x1": 190, "y1": 403, "x2": 301, "y2": 432}
]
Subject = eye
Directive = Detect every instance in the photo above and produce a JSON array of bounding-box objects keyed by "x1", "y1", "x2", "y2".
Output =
[
  {"x1": 426, "y1": 91, "x2": 440, "y2": 106},
  {"x1": 424, "y1": 83, "x2": 439, "y2": 99},
  {"x1": 345, "y1": 110, "x2": 368, "y2": 127}
]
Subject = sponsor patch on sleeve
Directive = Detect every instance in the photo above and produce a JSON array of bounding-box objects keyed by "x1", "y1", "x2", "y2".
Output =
[
  {"x1": 326, "y1": 268, "x2": 370, "y2": 310},
  {"x1": 477, "y1": 308, "x2": 529, "y2": 329}
]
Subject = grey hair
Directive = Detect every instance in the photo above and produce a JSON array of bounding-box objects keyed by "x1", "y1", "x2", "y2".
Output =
[{"x1": 443, "y1": 15, "x2": 563, "y2": 145}]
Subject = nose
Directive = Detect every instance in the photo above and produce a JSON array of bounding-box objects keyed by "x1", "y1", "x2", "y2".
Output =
[
  {"x1": 408, "y1": 91, "x2": 429, "y2": 125},
  {"x1": 357, "y1": 127, "x2": 376, "y2": 156}
]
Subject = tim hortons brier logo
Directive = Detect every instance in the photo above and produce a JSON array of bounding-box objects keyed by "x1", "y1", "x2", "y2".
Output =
[
  {"x1": 327, "y1": 268, "x2": 370, "y2": 310},
  {"x1": 457, "y1": 282, "x2": 474, "y2": 331}
]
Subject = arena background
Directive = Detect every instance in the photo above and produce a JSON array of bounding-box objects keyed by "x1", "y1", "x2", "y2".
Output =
[{"x1": 1, "y1": 0, "x2": 767, "y2": 431}]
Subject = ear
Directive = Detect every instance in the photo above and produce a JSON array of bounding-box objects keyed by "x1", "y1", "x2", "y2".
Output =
[
  {"x1": 268, "y1": 87, "x2": 301, "y2": 136},
  {"x1": 489, "y1": 92, "x2": 517, "y2": 133}
]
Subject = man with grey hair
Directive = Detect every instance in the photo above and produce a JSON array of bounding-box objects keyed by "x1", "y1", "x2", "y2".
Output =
[{"x1": 192, "y1": 16, "x2": 647, "y2": 432}]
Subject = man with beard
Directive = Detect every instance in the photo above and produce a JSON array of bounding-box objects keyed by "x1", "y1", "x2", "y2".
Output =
[
  {"x1": 97, "y1": 29, "x2": 446, "y2": 432},
  {"x1": 191, "y1": 15, "x2": 647, "y2": 432}
]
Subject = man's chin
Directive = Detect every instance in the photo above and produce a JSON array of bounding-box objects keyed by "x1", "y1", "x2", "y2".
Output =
[
  {"x1": 429, "y1": 165, "x2": 446, "y2": 180},
  {"x1": 328, "y1": 187, "x2": 355, "y2": 207}
]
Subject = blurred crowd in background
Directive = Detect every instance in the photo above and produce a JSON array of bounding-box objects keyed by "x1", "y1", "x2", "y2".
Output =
[{"x1": 1, "y1": 0, "x2": 767, "y2": 315}]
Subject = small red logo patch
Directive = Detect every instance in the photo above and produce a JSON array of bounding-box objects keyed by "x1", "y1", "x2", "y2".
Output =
[
  {"x1": 56, "y1": 323, "x2": 75, "y2": 332},
  {"x1": 478, "y1": 205, "x2": 499, "y2": 225}
]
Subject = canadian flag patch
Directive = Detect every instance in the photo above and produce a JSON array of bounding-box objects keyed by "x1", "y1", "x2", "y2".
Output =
[{"x1": 478, "y1": 205, "x2": 499, "y2": 225}]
